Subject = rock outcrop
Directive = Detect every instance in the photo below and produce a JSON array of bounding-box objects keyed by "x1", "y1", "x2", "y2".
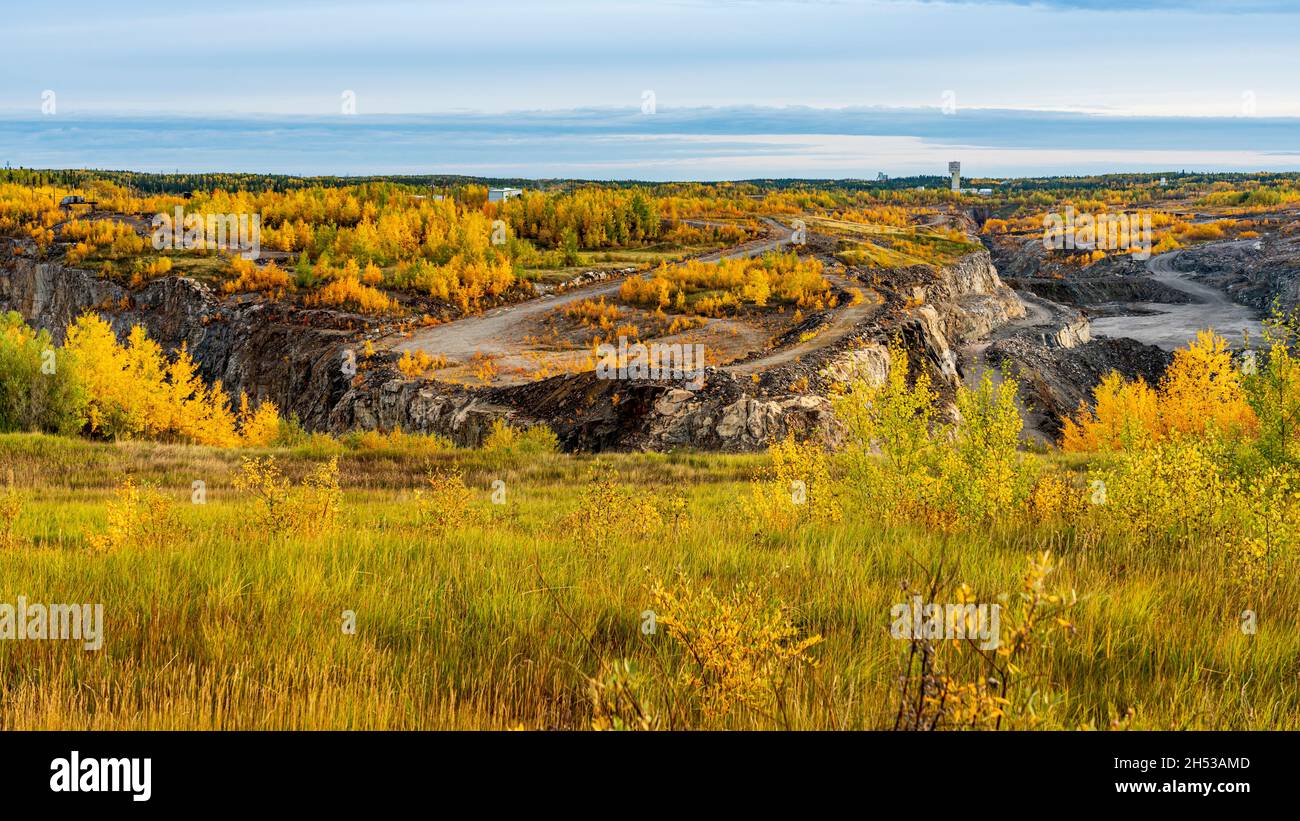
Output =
[
  {"x1": 1, "y1": 242, "x2": 370, "y2": 429},
  {"x1": 986, "y1": 234, "x2": 1191, "y2": 310},
  {"x1": 1, "y1": 236, "x2": 1032, "y2": 453},
  {"x1": 1174, "y1": 236, "x2": 1300, "y2": 315}
]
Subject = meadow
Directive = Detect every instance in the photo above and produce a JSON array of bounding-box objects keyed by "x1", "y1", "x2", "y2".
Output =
[{"x1": 0, "y1": 400, "x2": 1295, "y2": 730}]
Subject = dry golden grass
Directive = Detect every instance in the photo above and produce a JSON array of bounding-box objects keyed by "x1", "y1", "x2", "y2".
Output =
[{"x1": 0, "y1": 431, "x2": 1295, "y2": 730}]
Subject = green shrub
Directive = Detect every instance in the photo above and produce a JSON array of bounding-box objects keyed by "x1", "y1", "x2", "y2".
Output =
[{"x1": 0, "y1": 311, "x2": 85, "y2": 434}]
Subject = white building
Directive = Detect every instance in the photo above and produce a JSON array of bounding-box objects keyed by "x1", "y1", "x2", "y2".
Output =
[{"x1": 488, "y1": 187, "x2": 523, "y2": 203}]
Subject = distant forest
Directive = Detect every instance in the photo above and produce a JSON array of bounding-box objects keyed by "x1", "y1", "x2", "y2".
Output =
[{"x1": 8, "y1": 166, "x2": 1300, "y2": 197}]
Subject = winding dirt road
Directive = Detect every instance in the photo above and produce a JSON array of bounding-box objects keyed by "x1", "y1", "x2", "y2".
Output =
[
  {"x1": 726, "y1": 272, "x2": 880, "y2": 375},
  {"x1": 1090, "y1": 242, "x2": 1264, "y2": 350},
  {"x1": 957, "y1": 290, "x2": 1061, "y2": 444},
  {"x1": 391, "y1": 217, "x2": 799, "y2": 366}
]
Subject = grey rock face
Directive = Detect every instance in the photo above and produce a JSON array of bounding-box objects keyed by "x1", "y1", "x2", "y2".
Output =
[
  {"x1": 1, "y1": 246, "x2": 368, "y2": 429},
  {"x1": 1, "y1": 237, "x2": 1028, "y2": 453},
  {"x1": 1175, "y1": 237, "x2": 1300, "y2": 315}
]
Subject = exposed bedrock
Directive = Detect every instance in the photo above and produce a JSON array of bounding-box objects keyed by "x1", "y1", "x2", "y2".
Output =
[
  {"x1": 2, "y1": 239, "x2": 1041, "y2": 452},
  {"x1": 985, "y1": 336, "x2": 1173, "y2": 440},
  {"x1": 986, "y1": 234, "x2": 1192, "y2": 309},
  {"x1": 1172, "y1": 236, "x2": 1300, "y2": 314},
  {"x1": 2, "y1": 243, "x2": 366, "y2": 429}
]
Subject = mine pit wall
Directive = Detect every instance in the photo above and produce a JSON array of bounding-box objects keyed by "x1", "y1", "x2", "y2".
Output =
[
  {"x1": 1174, "y1": 241, "x2": 1300, "y2": 315},
  {"x1": 887, "y1": 249, "x2": 1025, "y2": 355},
  {"x1": 938, "y1": 249, "x2": 1027, "y2": 337},
  {"x1": 329, "y1": 367, "x2": 847, "y2": 452},
  {"x1": 895, "y1": 248, "x2": 1026, "y2": 387},
  {"x1": 0, "y1": 246, "x2": 362, "y2": 430},
  {"x1": 2, "y1": 241, "x2": 1029, "y2": 453},
  {"x1": 985, "y1": 234, "x2": 1192, "y2": 307},
  {"x1": 331, "y1": 247, "x2": 1025, "y2": 452}
]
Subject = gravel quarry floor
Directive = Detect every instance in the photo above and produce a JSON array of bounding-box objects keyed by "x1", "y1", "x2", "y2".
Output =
[
  {"x1": 386, "y1": 219, "x2": 884, "y2": 386},
  {"x1": 1090, "y1": 242, "x2": 1265, "y2": 351}
]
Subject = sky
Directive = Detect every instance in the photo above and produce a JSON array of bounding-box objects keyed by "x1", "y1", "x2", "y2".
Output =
[{"x1": 2, "y1": 0, "x2": 1299, "y2": 179}]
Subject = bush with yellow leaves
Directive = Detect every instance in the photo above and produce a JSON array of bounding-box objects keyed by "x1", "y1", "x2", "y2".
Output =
[
  {"x1": 1063, "y1": 330, "x2": 1257, "y2": 451},
  {"x1": 1241, "y1": 307, "x2": 1300, "y2": 466},
  {"x1": 0, "y1": 312, "x2": 86, "y2": 435},
  {"x1": 834, "y1": 340, "x2": 950, "y2": 528},
  {"x1": 562, "y1": 296, "x2": 623, "y2": 328},
  {"x1": 1227, "y1": 464, "x2": 1300, "y2": 589},
  {"x1": 650, "y1": 572, "x2": 822, "y2": 723},
  {"x1": 1024, "y1": 470, "x2": 1086, "y2": 525},
  {"x1": 834, "y1": 341, "x2": 1032, "y2": 531},
  {"x1": 396, "y1": 350, "x2": 446, "y2": 378},
  {"x1": 895, "y1": 553, "x2": 1078, "y2": 731},
  {"x1": 660, "y1": 487, "x2": 691, "y2": 536},
  {"x1": 306, "y1": 274, "x2": 396, "y2": 315},
  {"x1": 233, "y1": 455, "x2": 341, "y2": 537},
  {"x1": 88, "y1": 476, "x2": 182, "y2": 553},
  {"x1": 948, "y1": 369, "x2": 1034, "y2": 526},
  {"x1": 1084, "y1": 425, "x2": 1298, "y2": 585},
  {"x1": 561, "y1": 466, "x2": 662, "y2": 556},
  {"x1": 299, "y1": 457, "x2": 343, "y2": 536},
  {"x1": 1087, "y1": 438, "x2": 1234, "y2": 549},
  {"x1": 413, "y1": 466, "x2": 483, "y2": 535},
  {"x1": 222, "y1": 256, "x2": 292, "y2": 296},
  {"x1": 748, "y1": 432, "x2": 841, "y2": 531},
  {"x1": 1060, "y1": 313, "x2": 1300, "y2": 585},
  {"x1": 61, "y1": 313, "x2": 279, "y2": 447},
  {"x1": 128, "y1": 256, "x2": 173, "y2": 288},
  {"x1": 232, "y1": 456, "x2": 294, "y2": 533},
  {"x1": 236, "y1": 393, "x2": 281, "y2": 447},
  {"x1": 481, "y1": 419, "x2": 559, "y2": 465}
]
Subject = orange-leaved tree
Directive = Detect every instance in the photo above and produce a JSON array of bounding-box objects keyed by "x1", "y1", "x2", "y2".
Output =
[{"x1": 1062, "y1": 330, "x2": 1256, "y2": 451}]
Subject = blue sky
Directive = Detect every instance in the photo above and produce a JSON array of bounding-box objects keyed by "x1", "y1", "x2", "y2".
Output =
[{"x1": 3, "y1": 0, "x2": 1299, "y2": 178}]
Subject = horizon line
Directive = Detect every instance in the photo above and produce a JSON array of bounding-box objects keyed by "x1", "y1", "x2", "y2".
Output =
[{"x1": 4, "y1": 105, "x2": 1300, "y2": 122}]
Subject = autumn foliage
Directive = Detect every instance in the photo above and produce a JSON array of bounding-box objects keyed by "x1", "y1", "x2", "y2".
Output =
[
  {"x1": 223, "y1": 257, "x2": 291, "y2": 296},
  {"x1": 0, "y1": 312, "x2": 278, "y2": 447},
  {"x1": 1062, "y1": 330, "x2": 1257, "y2": 451},
  {"x1": 620, "y1": 252, "x2": 829, "y2": 317},
  {"x1": 833, "y1": 341, "x2": 1034, "y2": 531}
]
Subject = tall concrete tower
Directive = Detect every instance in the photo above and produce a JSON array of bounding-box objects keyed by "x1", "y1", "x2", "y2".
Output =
[{"x1": 948, "y1": 162, "x2": 961, "y2": 193}]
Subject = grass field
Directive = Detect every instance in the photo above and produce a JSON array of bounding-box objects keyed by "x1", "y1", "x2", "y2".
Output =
[{"x1": 0, "y1": 432, "x2": 1294, "y2": 730}]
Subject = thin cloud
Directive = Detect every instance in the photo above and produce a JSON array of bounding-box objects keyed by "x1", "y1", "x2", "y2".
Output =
[{"x1": 903, "y1": 0, "x2": 1298, "y2": 11}]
